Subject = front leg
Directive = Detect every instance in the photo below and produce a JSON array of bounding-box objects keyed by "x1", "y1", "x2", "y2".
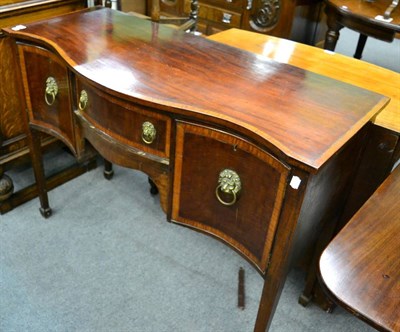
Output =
[
  {"x1": 103, "y1": 159, "x2": 114, "y2": 180},
  {"x1": 29, "y1": 129, "x2": 52, "y2": 218}
]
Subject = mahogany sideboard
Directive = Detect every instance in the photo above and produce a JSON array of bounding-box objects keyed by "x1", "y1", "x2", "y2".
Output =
[
  {"x1": 0, "y1": 0, "x2": 94, "y2": 213},
  {"x1": 3, "y1": 7, "x2": 389, "y2": 331}
]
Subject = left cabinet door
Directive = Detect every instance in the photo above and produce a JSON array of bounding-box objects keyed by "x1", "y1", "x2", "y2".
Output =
[{"x1": 17, "y1": 44, "x2": 76, "y2": 153}]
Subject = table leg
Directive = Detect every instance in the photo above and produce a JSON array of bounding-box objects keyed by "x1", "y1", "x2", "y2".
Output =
[
  {"x1": 29, "y1": 129, "x2": 52, "y2": 218},
  {"x1": 324, "y1": 7, "x2": 343, "y2": 51},
  {"x1": 104, "y1": 159, "x2": 114, "y2": 180},
  {"x1": 354, "y1": 34, "x2": 368, "y2": 59}
]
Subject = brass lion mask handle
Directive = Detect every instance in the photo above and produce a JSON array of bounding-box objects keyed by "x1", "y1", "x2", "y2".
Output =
[
  {"x1": 78, "y1": 90, "x2": 88, "y2": 111},
  {"x1": 142, "y1": 121, "x2": 156, "y2": 144},
  {"x1": 44, "y1": 76, "x2": 58, "y2": 106},
  {"x1": 215, "y1": 169, "x2": 241, "y2": 206}
]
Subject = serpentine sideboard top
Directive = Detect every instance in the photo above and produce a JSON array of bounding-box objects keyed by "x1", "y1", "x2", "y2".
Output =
[{"x1": 3, "y1": 7, "x2": 388, "y2": 172}]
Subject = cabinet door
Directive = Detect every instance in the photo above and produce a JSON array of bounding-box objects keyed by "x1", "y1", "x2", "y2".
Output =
[
  {"x1": 172, "y1": 122, "x2": 290, "y2": 273},
  {"x1": 18, "y1": 44, "x2": 76, "y2": 153}
]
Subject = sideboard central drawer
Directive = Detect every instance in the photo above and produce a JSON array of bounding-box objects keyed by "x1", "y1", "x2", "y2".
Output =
[{"x1": 75, "y1": 80, "x2": 171, "y2": 159}]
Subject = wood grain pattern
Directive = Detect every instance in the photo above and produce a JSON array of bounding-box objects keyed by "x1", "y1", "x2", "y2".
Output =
[
  {"x1": 76, "y1": 78, "x2": 172, "y2": 159},
  {"x1": 320, "y1": 166, "x2": 400, "y2": 331},
  {"x1": 0, "y1": 0, "x2": 84, "y2": 29},
  {"x1": 18, "y1": 44, "x2": 76, "y2": 153},
  {"x1": 0, "y1": 36, "x2": 25, "y2": 153},
  {"x1": 2, "y1": 7, "x2": 388, "y2": 173},
  {"x1": 207, "y1": 28, "x2": 400, "y2": 133},
  {"x1": 172, "y1": 121, "x2": 290, "y2": 273}
]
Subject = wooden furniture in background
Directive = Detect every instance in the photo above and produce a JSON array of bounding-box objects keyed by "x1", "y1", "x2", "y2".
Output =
[
  {"x1": 319, "y1": 165, "x2": 400, "y2": 331},
  {"x1": 148, "y1": 0, "x2": 320, "y2": 38},
  {"x1": 323, "y1": 0, "x2": 400, "y2": 59},
  {"x1": 208, "y1": 28, "x2": 400, "y2": 311},
  {"x1": 3, "y1": 7, "x2": 389, "y2": 330},
  {"x1": 0, "y1": 0, "x2": 96, "y2": 214},
  {"x1": 126, "y1": 0, "x2": 198, "y2": 31}
]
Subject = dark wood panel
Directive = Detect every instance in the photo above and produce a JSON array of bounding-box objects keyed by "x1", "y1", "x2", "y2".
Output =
[
  {"x1": 340, "y1": 125, "x2": 400, "y2": 223},
  {"x1": 18, "y1": 44, "x2": 76, "y2": 153},
  {"x1": 76, "y1": 79, "x2": 171, "y2": 159},
  {"x1": 172, "y1": 121, "x2": 290, "y2": 272}
]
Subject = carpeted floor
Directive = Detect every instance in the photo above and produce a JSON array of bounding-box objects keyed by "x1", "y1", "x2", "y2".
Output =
[{"x1": 1, "y1": 153, "x2": 375, "y2": 332}]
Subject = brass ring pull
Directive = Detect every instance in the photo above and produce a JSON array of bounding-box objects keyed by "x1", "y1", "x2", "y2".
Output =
[
  {"x1": 78, "y1": 90, "x2": 88, "y2": 111},
  {"x1": 215, "y1": 169, "x2": 241, "y2": 206},
  {"x1": 142, "y1": 121, "x2": 156, "y2": 144},
  {"x1": 44, "y1": 76, "x2": 58, "y2": 106}
]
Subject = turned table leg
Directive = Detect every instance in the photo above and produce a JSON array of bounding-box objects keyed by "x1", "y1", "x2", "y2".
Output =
[{"x1": 324, "y1": 7, "x2": 343, "y2": 52}]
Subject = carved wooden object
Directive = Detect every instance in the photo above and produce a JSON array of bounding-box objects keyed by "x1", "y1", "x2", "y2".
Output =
[{"x1": 148, "y1": 0, "x2": 317, "y2": 37}]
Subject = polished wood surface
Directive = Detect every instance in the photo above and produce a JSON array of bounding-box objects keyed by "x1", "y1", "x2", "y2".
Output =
[
  {"x1": 4, "y1": 8, "x2": 388, "y2": 172},
  {"x1": 320, "y1": 165, "x2": 400, "y2": 331},
  {"x1": 3, "y1": 8, "x2": 391, "y2": 331},
  {"x1": 172, "y1": 121, "x2": 290, "y2": 273},
  {"x1": 208, "y1": 28, "x2": 400, "y2": 133}
]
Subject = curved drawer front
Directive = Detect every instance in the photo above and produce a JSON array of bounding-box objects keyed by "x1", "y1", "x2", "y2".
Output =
[
  {"x1": 172, "y1": 122, "x2": 291, "y2": 273},
  {"x1": 18, "y1": 44, "x2": 76, "y2": 151},
  {"x1": 75, "y1": 80, "x2": 171, "y2": 159}
]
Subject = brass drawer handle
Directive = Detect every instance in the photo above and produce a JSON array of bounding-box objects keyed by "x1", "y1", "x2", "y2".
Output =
[
  {"x1": 222, "y1": 13, "x2": 232, "y2": 24},
  {"x1": 44, "y1": 76, "x2": 58, "y2": 106},
  {"x1": 78, "y1": 90, "x2": 88, "y2": 111},
  {"x1": 215, "y1": 169, "x2": 241, "y2": 206},
  {"x1": 142, "y1": 121, "x2": 156, "y2": 144}
]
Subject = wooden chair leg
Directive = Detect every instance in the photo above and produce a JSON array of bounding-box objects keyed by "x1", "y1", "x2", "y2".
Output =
[{"x1": 354, "y1": 34, "x2": 368, "y2": 59}]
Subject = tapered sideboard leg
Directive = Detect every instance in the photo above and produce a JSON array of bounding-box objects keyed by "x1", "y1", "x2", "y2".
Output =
[
  {"x1": 253, "y1": 278, "x2": 281, "y2": 332},
  {"x1": 103, "y1": 159, "x2": 114, "y2": 180},
  {"x1": 29, "y1": 129, "x2": 52, "y2": 218}
]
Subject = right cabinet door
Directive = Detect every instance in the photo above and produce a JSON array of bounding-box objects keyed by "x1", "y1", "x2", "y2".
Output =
[{"x1": 172, "y1": 122, "x2": 290, "y2": 273}]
